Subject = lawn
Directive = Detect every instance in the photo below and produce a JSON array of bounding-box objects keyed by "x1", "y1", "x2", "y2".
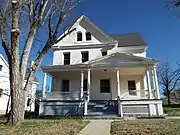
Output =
[
  {"x1": 0, "y1": 119, "x2": 89, "y2": 135},
  {"x1": 111, "y1": 119, "x2": 180, "y2": 135}
]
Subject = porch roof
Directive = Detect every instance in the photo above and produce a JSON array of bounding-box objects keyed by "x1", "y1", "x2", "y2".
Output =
[{"x1": 42, "y1": 52, "x2": 158, "y2": 74}]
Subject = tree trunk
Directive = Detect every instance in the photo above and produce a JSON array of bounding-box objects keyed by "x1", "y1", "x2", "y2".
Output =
[
  {"x1": 167, "y1": 90, "x2": 171, "y2": 106},
  {"x1": 8, "y1": 0, "x2": 25, "y2": 126}
]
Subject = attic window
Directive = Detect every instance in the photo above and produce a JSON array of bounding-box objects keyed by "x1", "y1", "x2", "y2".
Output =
[
  {"x1": 86, "y1": 32, "x2": 91, "y2": 41},
  {"x1": 77, "y1": 32, "x2": 82, "y2": 41},
  {"x1": 0, "y1": 65, "x2": 2, "y2": 71}
]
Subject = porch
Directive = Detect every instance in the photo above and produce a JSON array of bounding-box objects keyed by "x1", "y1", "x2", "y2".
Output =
[{"x1": 40, "y1": 53, "x2": 163, "y2": 116}]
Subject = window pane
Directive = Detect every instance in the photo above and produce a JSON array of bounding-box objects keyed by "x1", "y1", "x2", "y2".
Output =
[
  {"x1": 81, "y1": 51, "x2": 89, "y2": 62},
  {"x1": 102, "y1": 51, "x2": 107, "y2": 56},
  {"x1": 62, "y1": 80, "x2": 69, "y2": 92},
  {"x1": 77, "y1": 32, "x2": 82, "y2": 41},
  {"x1": 100, "y1": 79, "x2": 110, "y2": 93},
  {"x1": 64, "y1": 52, "x2": 70, "y2": 65},
  {"x1": 128, "y1": 80, "x2": 136, "y2": 95},
  {"x1": 86, "y1": 32, "x2": 91, "y2": 41},
  {"x1": 83, "y1": 79, "x2": 87, "y2": 91}
]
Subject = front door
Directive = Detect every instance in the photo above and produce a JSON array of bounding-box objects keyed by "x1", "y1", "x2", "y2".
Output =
[{"x1": 99, "y1": 79, "x2": 111, "y2": 100}]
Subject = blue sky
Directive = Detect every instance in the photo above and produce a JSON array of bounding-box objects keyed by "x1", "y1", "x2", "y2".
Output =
[{"x1": 1, "y1": 0, "x2": 180, "y2": 90}]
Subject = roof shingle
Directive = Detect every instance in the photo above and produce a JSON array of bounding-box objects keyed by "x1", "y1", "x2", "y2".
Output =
[{"x1": 111, "y1": 33, "x2": 147, "y2": 47}]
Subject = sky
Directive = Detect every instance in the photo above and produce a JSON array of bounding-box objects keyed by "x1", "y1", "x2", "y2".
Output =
[{"x1": 1, "y1": 0, "x2": 180, "y2": 90}]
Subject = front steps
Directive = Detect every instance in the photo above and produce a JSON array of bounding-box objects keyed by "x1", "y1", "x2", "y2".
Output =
[{"x1": 87, "y1": 100, "x2": 118, "y2": 116}]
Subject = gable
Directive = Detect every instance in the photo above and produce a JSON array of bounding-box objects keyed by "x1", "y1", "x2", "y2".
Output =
[{"x1": 54, "y1": 16, "x2": 116, "y2": 47}]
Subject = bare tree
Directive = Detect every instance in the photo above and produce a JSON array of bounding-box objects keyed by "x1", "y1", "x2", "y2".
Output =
[
  {"x1": 0, "y1": 0, "x2": 84, "y2": 125},
  {"x1": 158, "y1": 60, "x2": 180, "y2": 105}
]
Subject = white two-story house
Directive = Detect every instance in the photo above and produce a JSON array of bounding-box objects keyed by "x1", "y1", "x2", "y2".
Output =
[
  {"x1": 40, "y1": 15, "x2": 163, "y2": 117},
  {"x1": 0, "y1": 54, "x2": 38, "y2": 114}
]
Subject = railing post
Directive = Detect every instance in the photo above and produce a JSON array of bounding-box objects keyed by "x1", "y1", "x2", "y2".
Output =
[
  {"x1": 84, "y1": 101, "x2": 88, "y2": 116},
  {"x1": 118, "y1": 97, "x2": 123, "y2": 117}
]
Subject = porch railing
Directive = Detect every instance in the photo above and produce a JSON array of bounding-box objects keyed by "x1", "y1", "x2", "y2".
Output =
[
  {"x1": 45, "y1": 90, "x2": 81, "y2": 100},
  {"x1": 44, "y1": 89, "x2": 157, "y2": 100},
  {"x1": 120, "y1": 89, "x2": 157, "y2": 99}
]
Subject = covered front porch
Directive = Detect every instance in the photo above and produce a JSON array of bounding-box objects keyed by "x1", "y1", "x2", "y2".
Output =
[{"x1": 40, "y1": 53, "x2": 163, "y2": 116}]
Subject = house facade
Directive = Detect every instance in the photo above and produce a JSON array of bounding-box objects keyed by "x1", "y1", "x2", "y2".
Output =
[
  {"x1": 40, "y1": 15, "x2": 163, "y2": 117},
  {"x1": 0, "y1": 54, "x2": 38, "y2": 114}
]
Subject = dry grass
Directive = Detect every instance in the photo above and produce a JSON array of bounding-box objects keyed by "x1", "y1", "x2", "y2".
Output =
[
  {"x1": 0, "y1": 119, "x2": 89, "y2": 135},
  {"x1": 111, "y1": 119, "x2": 180, "y2": 135}
]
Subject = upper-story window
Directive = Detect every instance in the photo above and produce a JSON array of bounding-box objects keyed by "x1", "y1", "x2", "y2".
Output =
[
  {"x1": 101, "y1": 51, "x2": 107, "y2": 56},
  {"x1": 81, "y1": 51, "x2": 89, "y2": 62},
  {"x1": 63, "y1": 52, "x2": 70, "y2": 65},
  {"x1": 86, "y1": 32, "x2": 91, "y2": 41},
  {"x1": 0, "y1": 65, "x2": 2, "y2": 71},
  {"x1": 77, "y1": 32, "x2": 82, "y2": 41}
]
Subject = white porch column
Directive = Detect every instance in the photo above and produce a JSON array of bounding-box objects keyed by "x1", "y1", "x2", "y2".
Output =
[
  {"x1": 153, "y1": 66, "x2": 160, "y2": 99},
  {"x1": 146, "y1": 70, "x2": 152, "y2": 99},
  {"x1": 87, "y1": 69, "x2": 91, "y2": 102},
  {"x1": 116, "y1": 69, "x2": 123, "y2": 117},
  {"x1": 80, "y1": 71, "x2": 84, "y2": 99},
  {"x1": 116, "y1": 69, "x2": 121, "y2": 98},
  {"x1": 42, "y1": 72, "x2": 47, "y2": 99}
]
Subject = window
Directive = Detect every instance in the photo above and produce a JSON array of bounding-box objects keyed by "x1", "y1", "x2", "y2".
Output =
[
  {"x1": 102, "y1": 51, "x2": 107, "y2": 56},
  {"x1": 86, "y1": 32, "x2": 91, "y2": 41},
  {"x1": 63, "y1": 52, "x2": 70, "y2": 65},
  {"x1": 83, "y1": 79, "x2": 87, "y2": 91},
  {"x1": 27, "y1": 98, "x2": 31, "y2": 106},
  {"x1": 128, "y1": 80, "x2": 136, "y2": 95},
  {"x1": 100, "y1": 79, "x2": 110, "y2": 93},
  {"x1": 77, "y1": 32, "x2": 82, "y2": 41},
  {"x1": 0, "y1": 65, "x2": 2, "y2": 71},
  {"x1": 62, "y1": 80, "x2": 69, "y2": 92},
  {"x1": 81, "y1": 51, "x2": 89, "y2": 62}
]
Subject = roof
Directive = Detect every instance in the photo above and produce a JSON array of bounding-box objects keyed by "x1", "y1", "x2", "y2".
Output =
[{"x1": 111, "y1": 33, "x2": 147, "y2": 47}]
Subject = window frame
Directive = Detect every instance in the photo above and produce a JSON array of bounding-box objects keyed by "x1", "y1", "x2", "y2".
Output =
[
  {"x1": 86, "y1": 32, "x2": 92, "y2": 41},
  {"x1": 128, "y1": 80, "x2": 136, "y2": 95},
  {"x1": 77, "y1": 31, "x2": 82, "y2": 41},
  {"x1": 81, "y1": 51, "x2": 89, "y2": 62},
  {"x1": 100, "y1": 79, "x2": 110, "y2": 93},
  {"x1": 63, "y1": 52, "x2": 70, "y2": 65},
  {"x1": 61, "y1": 80, "x2": 70, "y2": 92}
]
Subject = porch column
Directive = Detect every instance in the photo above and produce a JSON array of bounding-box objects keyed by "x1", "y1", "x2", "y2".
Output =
[
  {"x1": 42, "y1": 72, "x2": 47, "y2": 99},
  {"x1": 116, "y1": 69, "x2": 123, "y2": 117},
  {"x1": 80, "y1": 71, "x2": 84, "y2": 99},
  {"x1": 87, "y1": 69, "x2": 91, "y2": 102},
  {"x1": 116, "y1": 69, "x2": 121, "y2": 98},
  {"x1": 146, "y1": 69, "x2": 152, "y2": 99},
  {"x1": 153, "y1": 66, "x2": 160, "y2": 99}
]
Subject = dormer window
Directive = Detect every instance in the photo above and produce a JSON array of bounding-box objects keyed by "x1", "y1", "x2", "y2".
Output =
[
  {"x1": 77, "y1": 32, "x2": 82, "y2": 41},
  {"x1": 86, "y1": 32, "x2": 91, "y2": 41}
]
